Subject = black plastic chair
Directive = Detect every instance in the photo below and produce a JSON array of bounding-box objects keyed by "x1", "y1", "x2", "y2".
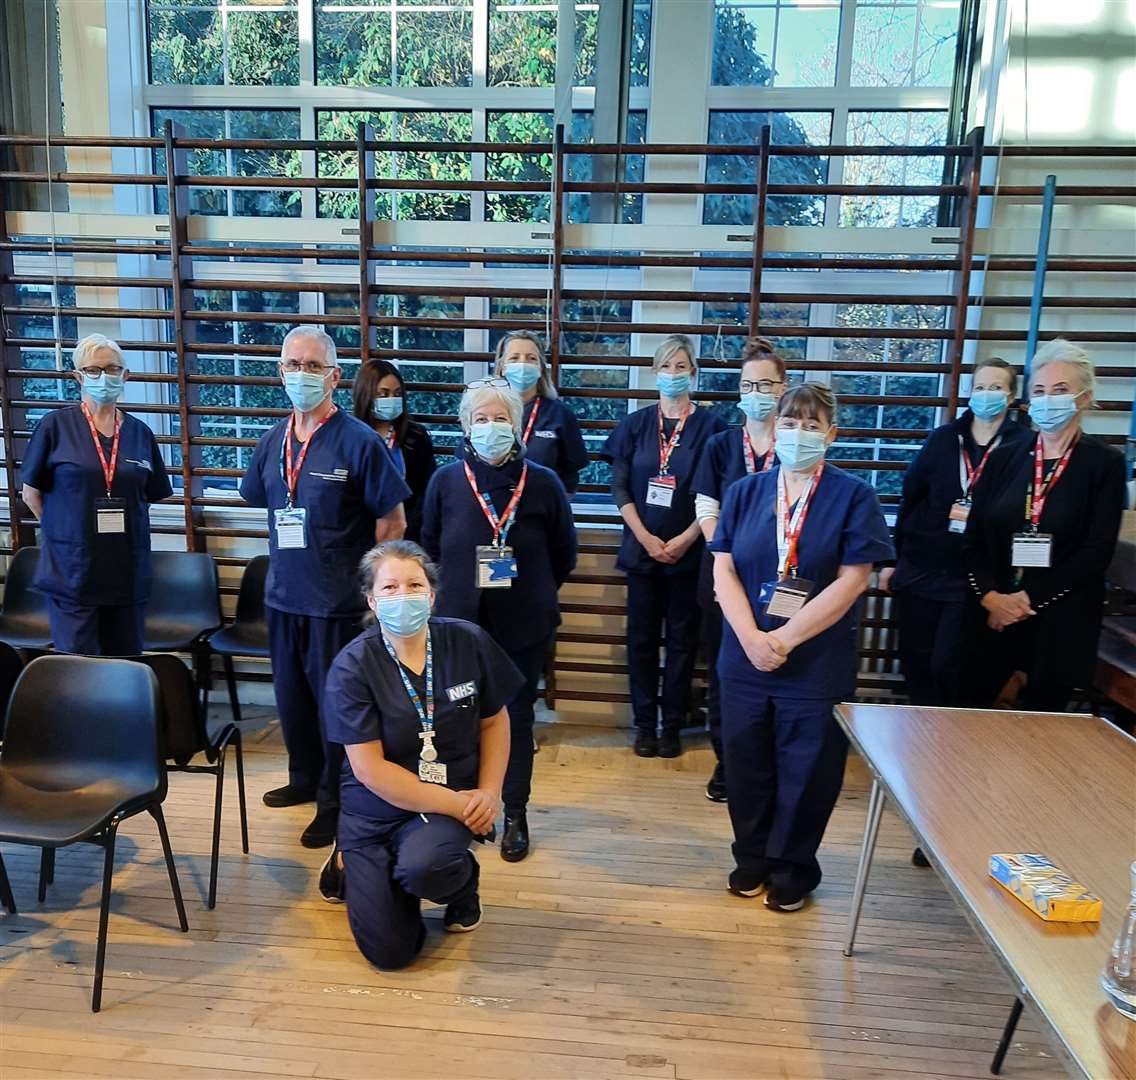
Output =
[
  {"x1": 206, "y1": 555, "x2": 270, "y2": 726},
  {"x1": 0, "y1": 641, "x2": 25, "y2": 743},
  {"x1": 0, "y1": 655, "x2": 189, "y2": 1012},
  {"x1": 128, "y1": 653, "x2": 249, "y2": 910},
  {"x1": 0, "y1": 547, "x2": 53, "y2": 653},
  {"x1": 144, "y1": 551, "x2": 223, "y2": 701}
]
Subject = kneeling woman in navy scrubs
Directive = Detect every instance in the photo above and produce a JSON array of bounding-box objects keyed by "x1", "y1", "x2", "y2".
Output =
[
  {"x1": 711, "y1": 384, "x2": 892, "y2": 911},
  {"x1": 421, "y1": 380, "x2": 577, "y2": 861},
  {"x1": 20, "y1": 333, "x2": 171, "y2": 654},
  {"x1": 322, "y1": 541, "x2": 524, "y2": 968}
]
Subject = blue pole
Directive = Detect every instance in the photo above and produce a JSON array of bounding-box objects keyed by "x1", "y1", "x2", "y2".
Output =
[{"x1": 1021, "y1": 174, "x2": 1057, "y2": 397}]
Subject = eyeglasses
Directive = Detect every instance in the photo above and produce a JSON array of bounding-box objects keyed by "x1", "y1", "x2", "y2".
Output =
[
  {"x1": 740, "y1": 379, "x2": 785, "y2": 394},
  {"x1": 466, "y1": 377, "x2": 510, "y2": 390},
  {"x1": 280, "y1": 360, "x2": 335, "y2": 375},
  {"x1": 79, "y1": 364, "x2": 125, "y2": 377}
]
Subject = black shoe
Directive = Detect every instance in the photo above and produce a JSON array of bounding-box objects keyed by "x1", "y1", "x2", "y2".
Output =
[
  {"x1": 706, "y1": 763, "x2": 728, "y2": 802},
  {"x1": 657, "y1": 730, "x2": 681, "y2": 758},
  {"x1": 263, "y1": 784, "x2": 317, "y2": 808},
  {"x1": 500, "y1": 812, "x2": 530, "y2": 862},
  {"x1": 318, "y1": 846, "x2": 344, "y2": 904},
  {"x1": 633, "y1": 730, "x2": 658, "y2": 757},
  {"x1": 300, "y1": 808, "x2": 337, "y2": 849},
  {"x1": 727, "y1": 867, "x2": 768, "y2": 898},
  {"x1": 912, "y1": 847, "x2": 931, "y2": 868},
  {"x1": 444, "y1": 857, "x2": 482, "y2": 933},
  {"x1": 765, "y1": 884, "x2": 807, "y2": 912}
]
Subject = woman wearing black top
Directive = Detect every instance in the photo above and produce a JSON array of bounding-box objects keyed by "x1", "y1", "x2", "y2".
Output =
[
  {"x1": 962, "y1": 341, "x2": 1127, "y2": 711},
  {"x1": 881, "y1": 358, "x2": 1031, "y2": 706},
  {"x1": 352, "y1": 360, "x2": 436, "y2": 542}
]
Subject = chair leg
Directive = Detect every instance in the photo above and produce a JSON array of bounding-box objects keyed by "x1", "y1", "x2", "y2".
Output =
[
  {"x1": 149, "y1": 804, "x2": 189, "y2": 933},
  {"x1": 37, "y1": 847, "x2": 54, "y2": 903},
  {"x1": 223, "y1": 655, "x2": 242, "y2": 726},
  {"x1": 0, "y1": 851, "x2": 16, "y2": 914},
  {"x1": 233, "y1": 727, "x2": 250, "y2": 854},
  {"x1": 990, "y1": 997, "x2": 1024, "y2": 1074},
  {"x1": 92, "y1": 826, "x2": 119, "y2": 1013},
  {"x1": 208, "y1": 753, "x2": 225, "y2": 910},
  {"x1": 46, "y1": 847, "x2": 55, "y2": 885}
]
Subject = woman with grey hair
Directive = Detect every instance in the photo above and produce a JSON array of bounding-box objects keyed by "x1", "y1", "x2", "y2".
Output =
[
  {"x1": 420, "y1": 379, "x2": 577, "y2": 861},
  {"x1": 962, "y1": 339, "x2": 1127, "y2": 710},
  {"x1": 493, "y1": 330, "x2": 588, "y2": 495},
  {"x1": 600, "y1": 334, "x2": 727, "y2": 758},
  {"x1": 20, "y1": 333, "x2": 172, "y2": 654}
]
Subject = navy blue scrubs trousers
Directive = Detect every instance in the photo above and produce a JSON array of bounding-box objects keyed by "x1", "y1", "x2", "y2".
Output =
[
  {"x1": 47, "y1": 597, "x2": 145, "y2": 656},
  {"x1": 265, "y1": 607, "x2": 360, "y2": 814},
  {"x1": 342, "y1": 815, "x2": 477, "y2": 970},
  {"x1": 697, "y1": 551, "x2": 723, "y2": 763},
  {"x1": 895, "y1": 589, "x2": 967, "y2": 707},
  {"x1": 721, "y1": 685, "x2": 848, "y2": 894},
  {"x1": 501, "y1": 632, "x2": 554, "y2": 815},
  {"x1": 625, "y1": 567, "x2": 701, "y2": 734}
]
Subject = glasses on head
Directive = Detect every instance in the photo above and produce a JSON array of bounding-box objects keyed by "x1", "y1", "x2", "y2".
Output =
[
  {"x1": 79, "y1": 364, "x2": 125, "y2": 377},
  {"x1": 467, "y1": 377, "x2": 510, "y2": 390},
  {"x1": 776, "y1": 416, "x2": 828, "y2": 433},
  {"x1": 280, "y1": 360, "x2": 334, "y2": 376},
  {"x1": 740, "y1": 379, "x2": 785, "y2": 394}
]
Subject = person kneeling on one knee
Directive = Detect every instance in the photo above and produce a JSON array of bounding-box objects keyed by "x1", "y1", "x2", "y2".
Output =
[{"x1": 319, "y1": 541, "x2": 525, "y2": 970}]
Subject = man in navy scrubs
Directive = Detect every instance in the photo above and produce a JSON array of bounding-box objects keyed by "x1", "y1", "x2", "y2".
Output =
[{"x1": 241, "y1": 325, "x2": 410, "y2": 849}]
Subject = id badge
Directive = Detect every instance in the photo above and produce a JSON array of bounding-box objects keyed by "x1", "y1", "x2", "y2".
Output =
[
  {"x1": 418, "y1": 760, "x2": 448, "y2": 785},
  {"x1": 274, "y1": 506, "x2": 307, "y2": 550},
  {"x1": 758, "y1": 577, "x2": 813, "y2": 619},
  {"x1": 476, "y1": 544, "x2": 517, "y2": 589},
  {"x1": 646, "y1": 475, "x2": 676, "y2": 508},
  {"x1": 947, "y1": 499, "x2": 970, "y2": 535},
  {"x1": 94, "y1": 497, "x2": 126, "y2": 535},
  {"x1": 1012, "y1": 532, "x2": 1053, "y2": 569}
]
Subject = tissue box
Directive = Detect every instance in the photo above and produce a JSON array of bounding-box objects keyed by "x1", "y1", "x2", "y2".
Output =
[{"x1": 989, "y1": 853, "x2": 1102, "y2": 922}]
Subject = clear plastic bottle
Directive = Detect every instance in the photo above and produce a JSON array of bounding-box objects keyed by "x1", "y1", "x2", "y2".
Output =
[{"x1": 1101, "y1": 861, "x2": 1136, "y2": 1020}]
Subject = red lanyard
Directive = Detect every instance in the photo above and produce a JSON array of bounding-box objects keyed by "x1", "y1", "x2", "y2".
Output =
[
  {"x1": 80, "y1": 402, "x2": 122, "y2": 497},
  {"x1": 522, "y1": 397, "x2": 541, "y2": 446},
  {"x1": 282, "y1": 407, "x2": 336, "y2": 507},
  {"x1": 657, "y1": 405, "x2": 691, "y2": 475},
  {"x1": 742, "y1": 428, "x2": 774, "y2": 475},
  {"x1": 776, "y1": 464, "x2": 824, "y2": 579},
  {"x1": 1028, "y1": 433, "x2": 1077, "y2": 530},
  {"x1": 958, "y1": 434, "x2": 1000, "y2": 496},
  {"x1": 463, "y1": 461, "x2": 529, "y2": 548}
]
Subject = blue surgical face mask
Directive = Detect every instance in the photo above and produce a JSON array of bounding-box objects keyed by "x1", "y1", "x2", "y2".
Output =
[
  {"x1": 656, "y1": 371, "x2": 692, "y2": 398},
  {"x1": 82, "y1": 372, "x2": 125, "y2": 406},
  {"x1": 1028, "y1": 393, "x2": 1082, "y2": 433},
  {"x1": 283, "y1": 371, "x2": 331, "y2": 413},
  {"x1": 968, "y1": 389, "x2": 1009, "y2": 421},
  {"x1": 375, "y1": 593, "x2": 431, "y2": 636},
  {"x1": 739, "y1": 391, "x2": 777, "y2": 423},
  {"x1": 775, "y1": 428, "x2": 829, "y2": 472},
  {"x1": 470, "y1": 421, "x2": 516, "y2": 463},
  {"x1": 505, "y1": 363, "x2": 541, "y2": 393},
  {"x1": 372, "y1": 396, "x2": 404, "y2": 421}
]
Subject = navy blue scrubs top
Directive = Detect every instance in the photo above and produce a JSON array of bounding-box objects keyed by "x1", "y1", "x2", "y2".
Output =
[
  {"x1": 420, "y1": 446, "x2": 577, "y2": 653},
  {"x1": 692, "y1": 426, "x2": 775, "y2": 503},
  {"x1": 240, "y1": 410, "x2": 410, "y2": 619},
  {"x1": 709, "y1": 465, "x2": 894, "y2": 701},
  {"x1": 20, "y1": 406, "x2": 172, "y2": 606},
  {"x1": 521, "y1": 395, "x2": 589, "y2": 496},
  {"x1": 323, "y1": 617, "x2": 525, "y2": 849},
  {"x1": 601, "y1": 404, "x2": 727, "y2": 575}
]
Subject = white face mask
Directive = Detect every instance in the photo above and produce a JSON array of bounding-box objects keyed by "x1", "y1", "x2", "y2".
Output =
[{"x1": 775, "y1": 428, "x2": 828, "y2": 472}]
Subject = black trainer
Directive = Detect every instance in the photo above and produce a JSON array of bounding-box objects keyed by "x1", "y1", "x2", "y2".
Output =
[
  {"x1": 633, "y1": 730, "x2": 658, "y2": 757},
  {"x1": 300, "y1": 807, "x2": 337, "y2": 849},
  {"x1": 318, "y1": 846, "x2": 344, "y2": 904},
  {"x1": 765, "y1": 884, "x2": 807, "y2": 912},
  {"x1": 727, "y1": 867, "x2": 767, "y2": 897},
  {"x1": 705, "y1": 762, "x2": 728, "y2": 802},
  {"x1": 263, "y1": 784, "x2": 317, "y2": 808},
  {"x1": 500, "y1": 812, "x2": 530, "y2": 862},
  {"x1": 657, "y1": 730, "x2": 681, "y2": 758},
  {"x1": 444, "y1": 857, "x2": 482, "y2": 933},
  {"x1": 912, "y1": 847, "x2": 931, "y2": 868}
]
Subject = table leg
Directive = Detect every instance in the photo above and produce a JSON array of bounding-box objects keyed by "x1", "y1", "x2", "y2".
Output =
[{"x1": 844, "y1": 777, "x2": 885, "y2": 957}]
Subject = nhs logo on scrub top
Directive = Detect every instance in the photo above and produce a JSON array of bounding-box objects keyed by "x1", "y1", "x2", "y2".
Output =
[{"x1": 446, "y1": 682, "x2": 475, "y2": 702}]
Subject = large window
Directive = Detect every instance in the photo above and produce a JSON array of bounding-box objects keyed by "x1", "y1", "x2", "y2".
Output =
[
  {"x1": 851, "y1": 0, "x2": 961, "y2": 87},
  {"x1": 712, "y1": 0, "x2": 841, "y2": 87}
]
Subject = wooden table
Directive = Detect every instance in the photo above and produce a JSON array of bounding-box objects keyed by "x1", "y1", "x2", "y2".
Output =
[{"x1": 836, "y1": 703, "x2": 1136, "y2": 1080}]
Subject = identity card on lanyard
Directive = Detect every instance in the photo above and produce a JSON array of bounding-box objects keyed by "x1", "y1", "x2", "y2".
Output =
[
  {"x1": 274, "y1": 409, "x2": 335, "y2": 549},
  {"x1": 759, "y1": 465, "x2": 823, "y2": 619},
  {"x1": 381, "y1": 629, "x2": 447, "y2": 785},
  {"x1": 466, "y1": 461, "x2": 527, "y2": 589},
  {"x1": 81, "y1": 402, "x2": 127, "y2": 535},
  {"x1": 647, "y1": 405, "x2": 690, "y2": 508},
  {"x1": 742, "y1": 428, "x2": 774, "y2": 476},
  {"x1": 948, "y1": 434, "x2": 1000, "y2": 534},
  {"x1": 1012, "y1": 435, "x2": 1076, "y2": 569},
  {"x1": 384, "y1": 429, "x2": 406, "y2": 479}
]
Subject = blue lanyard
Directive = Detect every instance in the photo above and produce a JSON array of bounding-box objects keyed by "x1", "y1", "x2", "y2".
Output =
[{"x1": 380, "y1": 628, "x2": 434, "y2": 735}]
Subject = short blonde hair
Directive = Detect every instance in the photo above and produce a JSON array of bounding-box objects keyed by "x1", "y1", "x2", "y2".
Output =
[
  {"x1": 1031, "y1": 339, "x2": 1095, "y2": 395},
  {"x1": 459, "y1": 383, "x2": 523, "y2": 435},
  {"x1": 493, "y1": 330, "x2": 558, "y2": 400},
  {"x1": 651, "y1": 334, "x2": 697, "y2": 374},
  {"x1": 72, "y1": 334, "x2": 125, "y2": 370}
]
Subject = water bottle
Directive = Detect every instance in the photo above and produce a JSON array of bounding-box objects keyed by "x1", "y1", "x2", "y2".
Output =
[{"x1": 1101, "y1": 860, "x2": 1136, "y2": 1020}]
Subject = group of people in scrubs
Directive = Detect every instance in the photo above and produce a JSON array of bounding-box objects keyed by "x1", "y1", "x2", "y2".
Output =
[{"x1": 17, "y1": 324, "x2": 1126, "y2": 963}]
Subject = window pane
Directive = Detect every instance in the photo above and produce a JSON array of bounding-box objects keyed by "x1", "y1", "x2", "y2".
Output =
[
  {"x1": 775, "y1": 4, "x2": 840, "y2": 86},
  {"x1": 151, "y1": 109, "x2": 227, "y2": 216},
  {"x1": 713, "y1": 1, "x2": 839, "y2": 88},
  {"x1": 713, "y1": 3, "x2": 774, "y2": 87},
  {"x1": 486, "y1": 111, "x2": 554, "y2": 223},
  {"x1": 489, "y1": 0, "x2": 557, "y2": 87},
  {"x1": 395, "y1": 5, "x2": 474, "y2": 87},
  {"x1": 316, "y1": 3, "x2": 392, "y2": 86},
  {"x1": 148, "y1": 2, "x2": 223, "y2": 84},
  {"x1": 704, "y1": 110, "x2": 831, "y2": 226},
  {"x1": 228, "y1": 7, "x2": 299, "y2": 86},
  {"x1": 574, "y1": 3, "x2": 598, "y2": 86},
  {"x1": 851, "y1": 1, "x2": 961, "y2": 87},
  {"x1": 630, "y1": 0, "x2": 652, "y2": 86}
]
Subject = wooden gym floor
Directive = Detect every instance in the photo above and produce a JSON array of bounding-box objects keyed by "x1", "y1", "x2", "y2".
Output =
[{"x1": 0, "y1": 709, "x2": 1065, "y2": 1080}]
